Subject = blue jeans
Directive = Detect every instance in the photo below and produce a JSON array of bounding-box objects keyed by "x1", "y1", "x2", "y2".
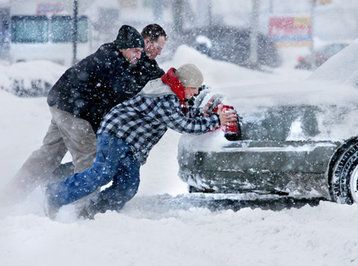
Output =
[{"x1": 47, "y1": 133, "x2": 140, "y2": 212}]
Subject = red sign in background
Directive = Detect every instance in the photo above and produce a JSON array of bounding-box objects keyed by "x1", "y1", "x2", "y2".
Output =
[{"x1": 269, "y1": 16, "x2": 312, "y2": 46}]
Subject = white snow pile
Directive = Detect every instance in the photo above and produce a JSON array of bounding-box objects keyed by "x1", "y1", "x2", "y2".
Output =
[
  {"x1": 309, "y1": 39, "x2": 358, "y2": 84},
  {"x1": 0, "y1": 60, "x2": 65, "y2": 97},
  {"x1": 1, "y1": 199, "x2": 358, "y2": 266},
  {"x1": 1, "y1": 45, "x2": 358, "y2": 266}
]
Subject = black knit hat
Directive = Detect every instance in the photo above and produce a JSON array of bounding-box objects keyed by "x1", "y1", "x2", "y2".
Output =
[{"x1": 113, "y1": 25, "x2": 144, "y2": 50}]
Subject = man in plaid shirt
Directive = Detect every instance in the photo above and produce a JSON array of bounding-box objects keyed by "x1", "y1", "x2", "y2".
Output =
[{"x1": 46, "y1": 64, "x2": 238, "y2": 219}]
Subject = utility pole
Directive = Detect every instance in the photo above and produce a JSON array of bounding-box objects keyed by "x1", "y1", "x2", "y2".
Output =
[
  {"x1": 208, "y1": 0, "x2": 212, "y2": 26},
  {"x1": 309, "y1": 0, "x2": 316, "y2": 70},
  {"x1": 72, "y1": 0, "x2": 78, "y2": 65},
  {"x1": 172, "y1": 0, "x2": 184, "y2": 33},
  {"x1": 249, "y1": 0, "x2": 260, "y2": 68}
]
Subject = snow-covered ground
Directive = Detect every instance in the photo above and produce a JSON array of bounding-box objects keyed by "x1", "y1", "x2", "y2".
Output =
[{"x1": 1, "y1": 46, "x2": 358, "y2": 266}]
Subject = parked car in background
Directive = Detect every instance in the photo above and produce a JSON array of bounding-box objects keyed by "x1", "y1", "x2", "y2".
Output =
[
  {"x1": 178, "y1": 40, "x2": 358, "y2": 205},
  {"x1": 171, "y1": 25, "x2": 281, "y2": 68},
  {"x1": 295, "y1": 42, "x2": 349, "y2": 70}
]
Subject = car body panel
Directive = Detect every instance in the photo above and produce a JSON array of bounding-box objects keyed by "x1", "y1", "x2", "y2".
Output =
[
  {"x1": 178, "y1": 105, "x2": 341, "y2": 197},
  {"x1": 178, "y1": 40, "x2": 358, "y2": 199}
]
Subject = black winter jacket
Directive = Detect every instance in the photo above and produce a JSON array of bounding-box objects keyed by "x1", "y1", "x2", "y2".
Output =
[{"x1": 47, "y1": 42, "x2": 164, "y2": 131}]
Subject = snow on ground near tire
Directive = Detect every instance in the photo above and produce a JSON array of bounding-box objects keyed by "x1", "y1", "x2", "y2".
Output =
[
  {"x1": 1, "y1": 46, "x2": 358, "y2": 266},
  {"x1": 1, "y1": 201, "x2": 358, "y2": 266}
]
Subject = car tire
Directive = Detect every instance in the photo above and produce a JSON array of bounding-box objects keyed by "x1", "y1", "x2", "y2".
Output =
[{"x1": 329, "y1": 137, "x2": 358, "y2": 204}]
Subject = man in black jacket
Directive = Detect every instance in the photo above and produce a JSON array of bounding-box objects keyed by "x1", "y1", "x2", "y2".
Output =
[{"x1": 4, "y1": 24, "x2": 167, "y2": 203}]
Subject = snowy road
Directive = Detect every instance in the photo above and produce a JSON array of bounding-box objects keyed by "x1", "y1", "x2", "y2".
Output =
[{"x1": 1, "y1": 47, "x2": 358, "y2": 266}]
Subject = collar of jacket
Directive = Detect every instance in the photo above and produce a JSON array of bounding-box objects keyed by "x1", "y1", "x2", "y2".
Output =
[
  {"x1": 106, "y1": 42, "x2": 133, "y2": 68},
  {"x1": 161, "y1": 67, "x2": 186, "y2": 106}
]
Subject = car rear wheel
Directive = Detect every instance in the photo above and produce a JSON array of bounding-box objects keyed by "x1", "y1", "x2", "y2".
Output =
[
  {"x1": 349, "y1": 165, "x2": 358, "y2": 202},
  {"x1": 329, "y1": 138, "x2": 358, "y2": 204}
]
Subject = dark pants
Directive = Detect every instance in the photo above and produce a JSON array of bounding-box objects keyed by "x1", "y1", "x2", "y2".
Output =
[{"x1": 47, "y1": 133, "x2": 140, "y2": 213}]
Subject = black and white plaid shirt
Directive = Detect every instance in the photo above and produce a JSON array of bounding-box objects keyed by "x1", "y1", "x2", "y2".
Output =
[{"x1": 98, "y1": 78, "x2": 220, "y2": 164}]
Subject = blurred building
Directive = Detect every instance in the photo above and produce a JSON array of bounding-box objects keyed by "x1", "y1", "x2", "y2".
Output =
[{"x1": 1, "y1": 0, "x2": 358, "y2": 64}]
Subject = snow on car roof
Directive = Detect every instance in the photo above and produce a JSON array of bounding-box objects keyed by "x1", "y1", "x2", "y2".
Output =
[
  {"x1": 218, "y1": 40, "x2": 358, "y2": 111},
  {"x1": 309, "y1": 39, "x2": 358, "y2": 83},
  {"x1": 220, "y1": 79, "x2": 358, "y2": 112},
  {"x1": 170, "y1": 43, "x2": 358, "y2": 149},
  {"x1": 164, "y1": 44, "x2": 358, "y2": 112}
]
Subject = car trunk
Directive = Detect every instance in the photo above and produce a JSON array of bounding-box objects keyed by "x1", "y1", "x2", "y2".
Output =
[{"x1": 178, "y1": 105, "x2": 340, "y2": 197}]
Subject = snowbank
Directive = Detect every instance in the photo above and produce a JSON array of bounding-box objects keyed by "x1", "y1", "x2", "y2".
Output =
[
  {"x1": 1, "y1": 43, "x2": 358, "y2": 266},
  {"x1": 309, "y1": 39, "x2": 358, "y2": 83},
  {"x1": 1, "y1": 199, "x2": 358, "y2": 266},
  {"x1": 0, "y1": 60, "x2": 65, "y2": 97}
]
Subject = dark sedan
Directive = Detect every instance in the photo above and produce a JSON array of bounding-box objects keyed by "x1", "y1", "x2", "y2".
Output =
[{"x1": 178, "y1": 41, "x2": 358, "y2": 204}]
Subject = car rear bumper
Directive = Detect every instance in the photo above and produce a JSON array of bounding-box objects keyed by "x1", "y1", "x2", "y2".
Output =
[{"x1": 178, "y1": 140, "x2": 340, "y2": 198}]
